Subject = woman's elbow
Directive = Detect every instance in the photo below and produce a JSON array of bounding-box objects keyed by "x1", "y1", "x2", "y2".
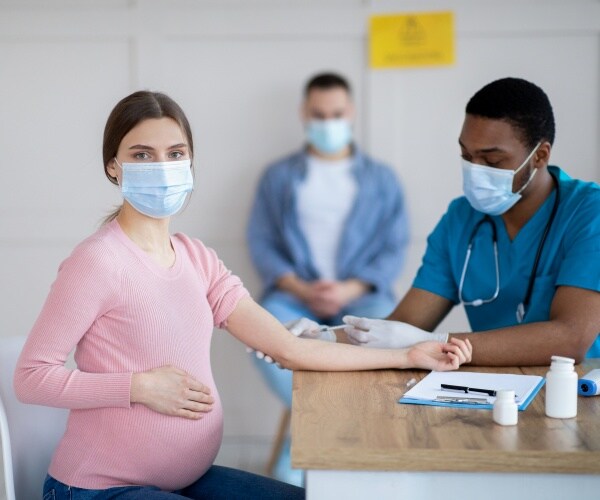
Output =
[
  {"x1": 13, "y1": 373, "x2": 28, "y2": 403},
  {"x1": 273, "y1": 352, "x2": 299, "y2": 371},
  {"x1": 270, "y1": 345, "x2": 307, "y2": 371},
  {"x1": 13, "y1": 367, "x2": 39, "y2": 404}
]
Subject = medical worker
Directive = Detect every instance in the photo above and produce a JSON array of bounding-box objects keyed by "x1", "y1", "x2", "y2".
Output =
[
  {"x1": 340, "y1": 77, "x2": 600, "y2": 364},
  {"x1": 14, "y1": 90, "x2": 471, "y2": 500},
  {"x1": 246, "y1": 72, "x2": 408, "y2": 484}
]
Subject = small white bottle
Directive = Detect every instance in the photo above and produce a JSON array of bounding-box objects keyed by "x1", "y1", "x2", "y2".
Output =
[
  {"x1": 493, "y1": 389, "x2": 518, "y2": 425},
  {"x1": 545, "y1": 355, "x2": 578, "y2": 418}
]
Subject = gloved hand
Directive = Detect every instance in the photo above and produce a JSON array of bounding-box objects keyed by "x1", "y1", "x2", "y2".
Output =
[
  {"x1": 245, "y1": 346, "x2": 276, "y2": 364},
  {"x1": 285, "y1": 317, "x2": 336, "y2": 342},
  {"x1": 343, "y1": 315, "x2": 448, "y2": 349}
]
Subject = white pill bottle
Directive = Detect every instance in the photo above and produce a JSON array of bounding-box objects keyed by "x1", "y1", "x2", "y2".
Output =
[
  {"x1": 545, "y1": 355, "x2": 578, "y2": 418},
  {"x1": 493, "y1": 389, "x2": 518, "y2": 426}
]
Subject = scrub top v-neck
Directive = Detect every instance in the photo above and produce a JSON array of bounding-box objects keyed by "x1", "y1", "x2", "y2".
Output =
[{"x1": 413, "y1": 166, "x2": 600, "y2": 358}]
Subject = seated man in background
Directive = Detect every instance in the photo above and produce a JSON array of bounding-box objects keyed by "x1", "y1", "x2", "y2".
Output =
[
  {"x1": 246, "y1": 72, "x2": 408, "y2": 484},
  {"x1": 340, "y1": 77, "x2": 600, "y2": 364}
]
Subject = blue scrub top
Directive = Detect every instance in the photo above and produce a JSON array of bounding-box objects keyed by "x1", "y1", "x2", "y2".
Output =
[{"x1": 413, "y1": 166, "x2": 600, "y2": 358}]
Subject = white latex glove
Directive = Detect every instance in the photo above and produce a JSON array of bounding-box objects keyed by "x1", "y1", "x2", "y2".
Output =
[
  {"x1": 245, "y1": 346, "x2": 276, "y2": 364},
  {"x1": 343, "y1": 315, "x2": 448, "y2": 349},
  {"x1": 285, "y1": 317, "x2": 337, "y2": 342}
]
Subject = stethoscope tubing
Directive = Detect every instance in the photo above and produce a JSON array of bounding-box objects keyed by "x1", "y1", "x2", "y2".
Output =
[
  {"x1": 459, "y1": 222, "x2": 500, "y2": 307},
  {"x1": 458, "y1": 171, "x2": 560, "y2": 322}
]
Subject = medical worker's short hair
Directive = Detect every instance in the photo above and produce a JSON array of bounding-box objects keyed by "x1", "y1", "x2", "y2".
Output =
[
  {"x1": 466, "y1": 77, "x2": 555, "y2": 147},
  {"x1": 304, "y1": 73, "x2": 352, "y2": 98}
]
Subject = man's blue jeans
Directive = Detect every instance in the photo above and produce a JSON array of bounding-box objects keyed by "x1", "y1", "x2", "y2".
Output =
[{"x1": 43, "y1": 467, "x2": 304, "y2": 499}]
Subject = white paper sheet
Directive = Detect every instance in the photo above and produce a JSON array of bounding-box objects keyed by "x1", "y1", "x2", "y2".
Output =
[{"x1": 403, "y1": 371, "x2": 544, "y2": 407}]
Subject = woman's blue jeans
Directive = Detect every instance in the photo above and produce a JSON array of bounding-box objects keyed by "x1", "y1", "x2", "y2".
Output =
[{"x1": 43, "y1": 467, "x2": 305, "y2": 499}]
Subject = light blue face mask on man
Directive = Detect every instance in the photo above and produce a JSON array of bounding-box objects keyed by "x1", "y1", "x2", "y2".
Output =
[
  {"x1": 306, "y1": 119, "x2": 352, "y2": 154},
  {"x1": 462, "y1": 142, "x2": 541, "y2": 216},
  {"x1": 115, "y1": 159, "x2": 194, "y2": 218}
]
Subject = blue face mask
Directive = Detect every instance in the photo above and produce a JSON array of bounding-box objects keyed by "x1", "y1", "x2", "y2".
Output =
[
  {"x1": 306, "y1": 119, "x2": 352, "y2": 155},
  {"x1": 462, "y1": 143, "x2": 541, "y2": 216},
  {"x1": 115, "y1": 159, "x2": 193, "y2": 218}
]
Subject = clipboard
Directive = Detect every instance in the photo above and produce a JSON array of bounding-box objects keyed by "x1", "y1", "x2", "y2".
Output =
[{"x1": 399, "y1": 371, "x2": 545, "y2": 410}]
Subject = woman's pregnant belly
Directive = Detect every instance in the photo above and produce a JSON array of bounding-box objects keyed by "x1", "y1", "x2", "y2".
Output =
[{"x1": 48, "y1": 392, "x2": 223, "y2": 491}]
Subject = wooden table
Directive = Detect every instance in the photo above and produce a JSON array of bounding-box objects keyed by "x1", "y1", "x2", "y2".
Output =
[{"x1": 291, "y1": 360, "x2": 600, "y2": 500}]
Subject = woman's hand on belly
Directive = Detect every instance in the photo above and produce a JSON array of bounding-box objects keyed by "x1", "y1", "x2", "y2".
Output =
[{"x1": 130, "y1": 365, "x2": 214, "y2": 419}]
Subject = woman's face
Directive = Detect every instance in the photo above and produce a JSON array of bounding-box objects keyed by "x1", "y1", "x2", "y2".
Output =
[{"x1": 107, "y1": 117, "x2": 191, "y2": 181}]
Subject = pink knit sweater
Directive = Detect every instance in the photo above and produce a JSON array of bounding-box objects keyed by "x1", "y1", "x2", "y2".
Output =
[{"x1": 14, "y1": 219, "x2": 249, "y2": 491}]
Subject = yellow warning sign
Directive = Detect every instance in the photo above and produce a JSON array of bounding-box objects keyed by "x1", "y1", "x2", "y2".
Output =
[{"x1": 369, "y1": 11, "x2": 455, "y2": 69}]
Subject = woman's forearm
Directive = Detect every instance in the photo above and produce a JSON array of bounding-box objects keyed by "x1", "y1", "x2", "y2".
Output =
[{"x1": 278, "y1": 338, "x2": 410, "y2": 371}]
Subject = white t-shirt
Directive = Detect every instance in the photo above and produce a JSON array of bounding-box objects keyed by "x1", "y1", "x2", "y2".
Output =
[{"x1": 296, "y1": 155, "x2": 358, "y2": 280}]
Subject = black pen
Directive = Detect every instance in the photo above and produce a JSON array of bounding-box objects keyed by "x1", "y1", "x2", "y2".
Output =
[{"x1": 440, "y1": 384, "x2": 497, "y2": 397}]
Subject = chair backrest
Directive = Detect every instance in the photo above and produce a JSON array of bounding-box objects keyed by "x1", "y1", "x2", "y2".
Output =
[{"x1": 0, "y1": 336, "x2": 68, "y2": 500}]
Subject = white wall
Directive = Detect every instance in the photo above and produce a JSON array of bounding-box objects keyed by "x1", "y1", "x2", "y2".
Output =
[
  {"x1": 1, "y1": 0, "x2": 599, "y2": 481},
  {"x1": 369, "y1": 0, "x2": 600, "y2": 329}
]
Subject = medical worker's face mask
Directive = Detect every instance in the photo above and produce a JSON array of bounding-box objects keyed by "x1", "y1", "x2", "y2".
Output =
[
  {"x1": 462, "y1": 142, "x2": 541, "y2": 216},
  {"x1": 114, "y1": 158, "x2": 193, "y2": 219},
  {"x1": 306, "y1": 119, "x2": 352, "y2": 155}
]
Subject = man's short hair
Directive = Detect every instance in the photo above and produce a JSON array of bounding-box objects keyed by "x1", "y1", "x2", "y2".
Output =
[
  {"x1": 466, "y1": 77, "x2": 556, "y2": 147},
  {"x1": 304, "y1": 72, "x2": 352, "y2": 98}
]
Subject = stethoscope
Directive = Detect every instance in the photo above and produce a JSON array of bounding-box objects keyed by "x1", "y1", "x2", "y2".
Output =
[{"x1": 458, "y1": 171, "x2": 560, "y2": 323}]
